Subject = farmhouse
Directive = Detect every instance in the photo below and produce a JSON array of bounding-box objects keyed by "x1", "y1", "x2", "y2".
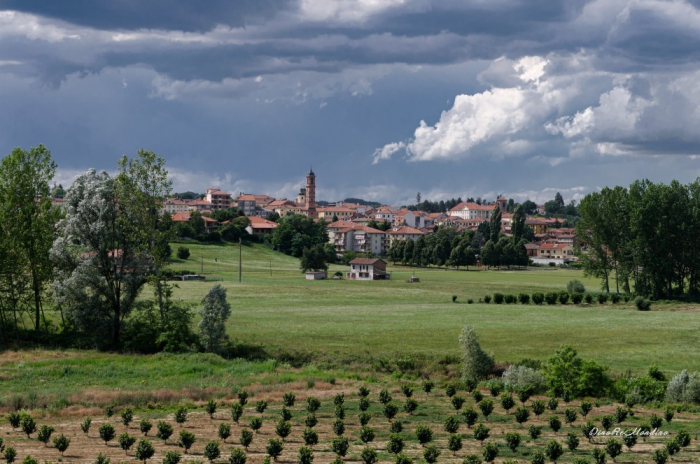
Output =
[{"x1": 347, "y1": 258, "x2": 390, "y2": 280}]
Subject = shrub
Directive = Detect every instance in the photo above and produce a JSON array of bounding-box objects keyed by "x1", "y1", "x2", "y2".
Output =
[
  {"x1": 230, "y1": 404, "x2": 243, "y2": 423},
  {"x1": 472, "y1": 390, "x2": 483, "y2": 402},
  {"x1": 473, "y1": 423, "x2": 490, "y2": 443},
  {"x1": 283, "y1": 392, "x2": 296, "y2": 407},
  {"x1": 415, "y1": 425, "x2": 433, "y2": 446},
  {"x1": 476, "y1": 400, "x2": 493, "y2": 420},
  {"x1": 423, "y1": 445, "x2": 440, "y2": 464},
  {"x1": 623, "y1": 433, "x2": 637, "y2": 451},
  {"x1": 359, "y1": 386, "x2": 370, "y2": 397},
  {"x1": 177, "y1": 246, "x2": 190, "y2": 259},
  {"x1": 652, "y1": 449, "x2": 668, "y2": 464},
  {"x1": 515, "y1": 407, "x2": 530, "y2": 424},
  {"x1": 94, "y1": 453, "x2": 109, "y2": 464},
  {"x1": 37, "y1": 425, "x2": 55, "y2": 446},
  {"x1": 359, "y1": 426, "x2": 375, "y2": 444},
  {"x1": 360, "y1": 447, "x2": 377, "y2": 464},
  {"x1": 482, "y1": 442, "x2": 499, "y2": 462},
  {"x1": 297, "y1": 446, "x2": 314, "y2": 464},
  {"x1": 121, "y1": 408, "x2": 134, "y2": 426},
  {"x1": 163, "y1": 451, "x2": 182, "y2": 464},
  {"x1": 240, "y1": 429, "x2": 254, "y2": 449},
  {"x1": 306, "y1": 397, "x2": 321, "y2": 413},
  {"x1": 156, "y1": 421, "x2": 173, "y2": 443},
  {"x1": 305, "y1": 414, "x2": 318, "y2": 428},
  {"x1": 452, "y1": 295, "x2": 458, "y2": 303},
  {"x1": 80, "y1": 417, "x2": 92, "y2": 435},
  {"x1": 614, "y1": 406, "x2": 627, "y2": 424},
  {"x1": 178, "y1": 430, "x2": 196, "y2": 453},
  {"x1": 597, "y1": 293, "x2": 609, "y2": 304},
  {"x1": 266, "y1": 438, "x2": 284, "y2": 460},
  {"x1": 3, "y1": 447, "x2": 16, "y2": 464},
  {"x1": 140, "y1": 419, "x2": 152, "y2": 436},
  {"x1": 422, "y1": 380, "x2": 435, "y2": 394},
  {"x1": 275, "y1": 420, "x2": 292, "y2": 440},
  {"x1": 549, "y1": 416, "x2": 561, "y2": 432},
  {"x1": 467, "y1": 299, "x2": 474, "y2": 304},
  {"x1": 547, "y1": 398, "x2": 558, "y2": 411},
  {"x1": 379, "y1": 389, "x2": 392, "y2": 404},
  {"x1": 395, "y1": 453, "x2": 411, "y2": 464},
  {"x1": 238, "y1": 391, "x2": 249, "y2": 405},
  {"x1": 580, "y1": 400, "x2": 593, "y2": 417},
  {"x1": 571, "y1": 292, "x2": 584, "y2": 304},
  {"x1": 331, "y1": 436, "x2": 349, "y2": 457},
  {"x1": 518, "y1": 389, "x2": 532, "y2": 403},
  {"x1": 601, "y1": 415, "x2": 614, "y2": 431},
  {"x1": 383, "y1": 403, "x2": 398, "y2": 421},
  {"x1": 401, "y1": 385, "x2": 413, "y2": 397},
  {"x1": 505, "y1": 432, "x2": 521, "y2": 452},
  {"x1": 567, "y1": 279, "x2": 586, "y2": 294},
  {"x1": 532, "y1": 400, "x2": 546, "y2": 417},
  {"x1": 665, "y1": 440, "x2": 680, "y2": 456},
  {"x1": 545, "y1": 292, "x2": 558, "y2": 305},
  {"x1": 20, "y1": 415, "x2": 37, "y2": 438},
  {"x1": 204, "y1": 441, "x2": 221, "y2": 462},
  {"x1": 99, "y1": 423, "x2": 116, "y2": 444},
  {"x1": 462, "y1": 407, "x2": 479, "y2": 427},
  {"x1": 205, "y1": 399, "x2": 217, "y2": 418},
  {"x1": 403, "y1": 399, "x2": 418, "y2": 414},
  {"x1": 249, "y1": 417, "x2": 263, "y2": 433},
  {"x1": 447, "y1": 434, "x2": 462, "y2": 455},
  {"x1": 255, "y1": 400, "x2": 269, "y2": 414},
  {"x1": 484, "y1": 295, "x2": 492, "y2": 303},
  {"x1": 452, "y1": 395, "x2": 466, "y2": 410},
  {"x1": 175, "y1": 406, "x2": 188, "y2": 424},
  {"x1": 444, "y1": 415, "x2": 460, "y2": 433},
  {"x1": 463, "y1": 455, "x2": 481, "y2": 464},
  {"x1": 281, "y1": 406, "x2": 293, "y2": 421},
  {"x1": 135, "y1": 439, "x2": 155, "y2": 462},
  {"x1": 229, "y1": 449, "x2": 246, "y2": 464},
  {"x1": 334, "y1": 405, "x2": 345, "y2": 420},
  {"x1": 21, "y1": 456, "x2": 38, "y2": 464},
  {"x1": 664, "y1": 407, "x2": 675, "y2": 422},
  {"x1": 504, "y1": 294, "x2": 517, "y2": 304},
  {"x1": 53, "y1": 434, "x2": 70, "y2": 456},
  {"x1": 359, "y1": 412, "x2": 372, "y2": 425},
  {"x1": 605, "y1": 439, "x2": 622, "y2": 460},
  {"x1": 119, "y1": 432, "x2": 137, "y2": 454},
  {"x1": 8, "y1": 412, "x2": 20, "y2": 429},
  {"x1": 549, "y1": 262, "x2": 556, "y2": 267},
  {"x1": 611, "y1": 293, "x2": 621, "y2": 304},
  {"x1": 493, "y1": 293, "x2": 504, "y2": 304},
  {"x1": 386, "y1": 434, "x2": 404, "y2": 454},
  {"x1": 528, "y1": 425, "x2": 542, "y2": 440},
  {"x1": 531, "y1": 451, "x2": 546, "y2": 464},
  {"x1": 218, "y1": 423, "x2": 231, "y2": 442},
  {"x1": 500, "y1": 394, "x2": 515, "y2": 412},
  {"x1": 332, "y1": 419, "x2": 345, "y2": 436},
  {"x1": 544, "y1": 440, "x2": 563, "y2": 462},
  {"x1": 675, "y1": 429, "x2": 691, "y2": 448},
  {"x1": 584, "y1": 293, "x2": 593, "y2": 303},
  {"x1": 302, "y1": 428, "x2": 318, "y2": 446},
  {"x1": 445, "y1": 384, "x2": 457, "y2": 397},
  {"x1": 532, "y1": 292, "x2": 545, "y2": 304},
  {"x1": 390, "y1": 421, "x2": 403, "y2": 433},
  {"x1": 502, "y1": 365, "x2": 546, "y2": 393},
  {"x1": 518, "y1": 293, "x2": 530, "y2": 304},
  {"x1": 635, "y1": 296, "x2": 651, "y2": 311},
  {"x1": 566, "y1": 432, "x2": 580, "y2": 451},
  {"x1": 558, "y1": 291, "x2": 570, "y2": 304},
  {"x1": 564, "y1": 408, "x2": 578, "y2": 424},
  {"x1": 488, "y1": 380, "x2": 503, "y2": 396}
]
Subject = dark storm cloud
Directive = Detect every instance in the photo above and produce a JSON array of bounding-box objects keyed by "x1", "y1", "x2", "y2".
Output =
[{"x1": 0, "y1": 0, "x2": 293, "y2": 31}]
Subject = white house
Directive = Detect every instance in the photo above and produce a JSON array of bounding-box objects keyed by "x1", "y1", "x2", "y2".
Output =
[
  {"x1": 448, "y1": 202, "x2": 495, "y2": 220},
  {"x1": 347, "y1": 258, "x2": 390, "y2": 280}
]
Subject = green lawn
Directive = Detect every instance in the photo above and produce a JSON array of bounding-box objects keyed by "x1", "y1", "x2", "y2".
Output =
[{"x1": 168, "y1": 243, "x2": 700, "y2": 375}]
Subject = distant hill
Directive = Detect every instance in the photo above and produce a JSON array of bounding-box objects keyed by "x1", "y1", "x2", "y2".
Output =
[
  {"x1": 342, "y1": 197, "x2": 382, "y2": 207},
  {"x1": 173, "y1": 191, "x2": 201, "y2": 200}
]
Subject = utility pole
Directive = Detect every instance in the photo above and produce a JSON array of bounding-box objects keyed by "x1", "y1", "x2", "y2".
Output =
[{"x1": 239, "y1": 237, "x2": 242, "y2": 283}]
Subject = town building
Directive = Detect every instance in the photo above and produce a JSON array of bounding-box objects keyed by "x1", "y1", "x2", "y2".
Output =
[
  {"x1": 346, "y1": 258, "x2": 390, "y2": 280},
  {"x1": 448, "y1": 202, "x2": 495, "y2": 220}
]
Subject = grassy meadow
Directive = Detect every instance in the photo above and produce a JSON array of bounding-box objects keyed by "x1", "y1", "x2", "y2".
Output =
[{"x1": 165, "y1": 243, "x2": 700, "y2": 375}]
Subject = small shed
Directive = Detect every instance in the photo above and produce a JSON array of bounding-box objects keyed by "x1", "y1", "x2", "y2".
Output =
[
  {"x1": 305, "y1": 271, "x2": 327, "y2": 280},
  {"x1": 347, "y1": 258, "x2": 390, "y2": 280}
]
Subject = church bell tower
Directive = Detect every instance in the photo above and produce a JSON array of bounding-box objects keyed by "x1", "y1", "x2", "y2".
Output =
[{"x1": 306, "y1": 167, "x2": 317, "y2": 218}]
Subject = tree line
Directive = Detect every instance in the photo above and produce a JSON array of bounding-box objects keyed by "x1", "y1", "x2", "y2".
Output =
[
  {"x1": 577, "y1": 179, "x2": 700, "y2": 299},
  {"x1": 0, "y1": 145, "x2": 233, "y2": 352}
]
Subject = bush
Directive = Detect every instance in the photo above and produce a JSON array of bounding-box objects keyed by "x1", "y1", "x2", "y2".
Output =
[
  {"x1": 178, "y1": 430, "x2": 196, "y2": 453},
  {"x1": 305, "y1": 414, "x2": 318, "y2": 428},
  {"x1": 500, "y1": 394, "x2": 515, "y2": 412},
  {"x1": 177, "y1": 247, "x2": 190, "y2": 259},
  {"x1": 383, "y1": 404, "x2": 398, "y2": 421},
  {"x1": 360, "y1": 447, "x2": 378, "y2": 464},
  {"x1": 140, "y1": 419, "x2": 152, "y2": 436},
  {"x1": 119, "y1": 433, "x2": 136, "y2": 454},
  {"x1": 549, "y1": 416, "x2": 561, "y2": 432},
  {"x1": 443, "y1": 416, "x2": 460, "y2": 433},
  {"x1": 571, "y1": 293, "x2": 583, "y2": 304},
  {"x1": 306, "y1": 397, "x2": 321, "y2": 413},
  {"x1": 390, "y1": 421, "x2": 403, "y2": 433},
  {"x1": 99, "y1": 423, "x2": 116, "y2": 444},
  {"x1": 203, "y1": 441, "x2": 220, "y2": 462},
  {"x1": 422, "y1": 380, "x2": 435, "y2": 394},
  {"x1": 249, "y1": 418, "x2": 263, "y2": 432},
  {"x1": 447, "y1": 434, "x2": 462, "y2": 455},
  {"x1": 532, "y1": 292, "x2": 544, "y2": 305},
  {"x1": 528, "y1": 425, "x2": 542, "y2": 440},
  {"x1": 423, "y1": 444, "x2": 440, "y2": 464},
  {"x1": 484, "y1": 295, "x2": 492, "y2": 303},
  {"x1": 403, "y1": 399, "x2": 418, "y2": 414},
  {"x1": 665, "y1": 370, "x2": 700, "y2": 404},
  {"x1": 415, "y1": 425, "x2": 433, "y2": 446},
  {"x1": 515, "y1": 407, "x2": 530, "y2": 424},
  {"x1": 462, "y1": 407, "x2": 479, "y2": 427},
  {"x1": 451, "y1": 396, "x2": 465, "y2": 410},
  {"x1": 502, "y1": 365, "x2": 546, "y2": 394},
  {"x1": 584, "y1": 293, "x2": 593, "y2": 304},
  {"x1": 332, "y1": 419, "x2": 345, "y2": 436},
  {"x1": 467, "y1": 299, "x2": 474, "y2": 304},
  {"x1": 611, "y1": 293, "x2": 621, "y2": 304},
  {"x1": 493, "y1": 293, "x2": 504, "y2": 304},
  {"x1": 240, "y1": 429, "x2": 254, "y2": 449},
  {"x1": 331, "y1": 436, "x2": 349, "y2": 457},
  {"x1": 175, "y1": 406, "x2": 188, "y2": 424},
  {"x1": 230, "y1": 404, "x2": 243, "y2": 423},
  {"x1": 558, "y1": 291, "x2": 570, "y2": 304},
  {"x1": 53, "y1": 434, "x2": 70, "y2": 456},
  {"x1": 20, "y1": 415, "x2": 36, "y2": 438},
  {"x1": 518, "y1": 293, "x2": 530, "y2": 304},
  {"x1": 531, "y1": 400, "x2": 546, "y2": 417},
  {"x1": 545, "y1": 292, "x2": 558, "y2": 305},
  {"x1": 482, "y1": 442, "x2": 499, "y2": 462},
  {"x1": 597, "y1": 293, "x2": 609, "y2": 304},
  {"x1": 452, "y1": 295, "x2": 458, "y2": 303},
  {"x1": 156, "y1": 421, "x2": 173, "y2": 443},
  {"x1": 266, "y1": 438, "x2": 284, "y2": 460},
  {"x1": 605, "y1": 439, "x2": 622, "y2": 460},
  {"x1": 229, "y1": 449, "x2": 246, "y2": 464},
  {"x1": 275, "y1": 420, "x2": 292, "y2": 440},
  {"x1": 544, "y1": 440, "x2": 563, "y2": 462},
  {"x1": 135, "y1": 439, "x2": 155, "y2": 462},
  {"x1": 567, "y1": 279, "x2": 586, "y2": 294},
  {"x1": 218, "y1": 423, "x2": 231, "y2": 442},
  {"x1": 473, "y1": 423, "x2": 490, "y2": 443},
  {"x1": 37, "y1": 425, "x2": 55, "y2": 446},
  {"x1": 635, "y1": 296, "x2": 652, "y2": 311},
  {"x1": 163, "y1": 451, "x2": 182, "y2": 464},
  {"x1": 504, "y1": 294, "x2": 517, "y2": 304},
  {"x1": 478, "y1": 399, "x2": 494, "y2": 419},
  {"x1": 283, "y1": 392, "x2": 296, "y2": 407},
  {"x1": 505, "y1": 432, "x2": 521, "y2": 452}
]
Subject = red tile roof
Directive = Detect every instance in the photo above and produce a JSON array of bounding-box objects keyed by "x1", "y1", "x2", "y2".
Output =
[
  {"x1": 388, "y1": 226, "x2": 424, "y2": 235},
  {"x1": 449, "y1": 202, "x2": 495, "y2": 212},
  {"x1": 349, "y1": 258, "x2": 386, "y2": 265}
]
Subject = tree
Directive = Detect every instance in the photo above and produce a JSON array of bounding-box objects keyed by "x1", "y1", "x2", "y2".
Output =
[
  {"x1": 489, "y1": 206, "x2": 502, "y2": 243},
  {"x1": 198, "y1": 284, "x2": 231, "y2": 352},
  {"x1": 99, "y1": 423, "x2": 116, "y2": 444},
  {"x1": 178, "y1": 430, "x2": 196, "y2": 453},
  {"x1": 53, "y1": 434, "x2": 70, "y2": 456},
  {"x1": 459, "y1": 325, "x2": 495, "y2": 381},
  {"x1": 522, "y1": 200, "x2": 537, "y2": 215},
  {"x1": 272, "y1": 215, "x2": 327, "y2": 257},
  {"x1": 0, "y1": 144, "x2": 61, "y2": 334},
  {"x1": 511, "y1": 205, "x2": 526, "y2": 244},
  {"x1": 300, "y1": 244, "x2": 328, "y2": 272},
  {"x1": 203, "y1": 441, "x2": 220, "y2": 462},
  {"x1": 119, "y1": 433, "x2": 137, "y2": 454},
  {"x1": 135, "y1": 439, "x2": 155, "y2": 463}
]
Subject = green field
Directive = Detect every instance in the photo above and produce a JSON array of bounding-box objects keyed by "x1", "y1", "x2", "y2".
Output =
[{"x1": 167, "y1": 243, "x2": 700, "y2": 375}]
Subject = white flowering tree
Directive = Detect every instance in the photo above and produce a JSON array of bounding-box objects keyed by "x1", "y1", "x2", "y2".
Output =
[
  {"x1": 199, "y1": 284, "x2": 231, "y2": 352},
  {"x1": 459, "y1": 325, "x2": 495, "y2": 381}
]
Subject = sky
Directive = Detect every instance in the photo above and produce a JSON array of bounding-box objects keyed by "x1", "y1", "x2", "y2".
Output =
[{"x1": 1, "y1": 0, "x2": 700, "y2": 205}]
